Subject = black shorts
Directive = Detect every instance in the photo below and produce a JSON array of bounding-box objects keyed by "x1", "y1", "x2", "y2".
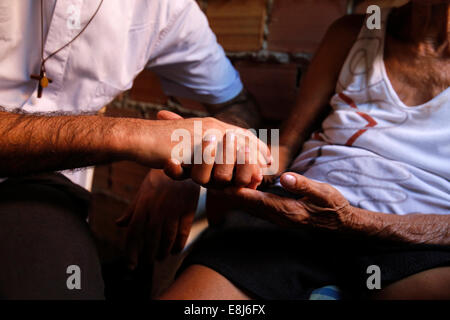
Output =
[
  {"x1": 0, "y1": 173, "x2": 104, "y2": 299},
  {"x1": 180, "y1": 205, "x2": 450, "y2": 300}
]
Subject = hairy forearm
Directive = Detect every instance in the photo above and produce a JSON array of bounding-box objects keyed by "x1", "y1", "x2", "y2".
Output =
[
  {"x1": 0, "y1": 110, "x2": 139, "y2": 177},
  {"x1": 350, "y1": 207, "x2": 450, "y2": 245}
]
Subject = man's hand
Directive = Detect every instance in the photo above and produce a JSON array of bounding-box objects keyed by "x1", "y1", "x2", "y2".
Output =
[
  {"x1": 0, "y1": 108, "x2": 269, "y2": 180},
  {"x1": 116, "y1": 169, "x2": 200, "y2": 270},
  {"x1": 224, "y1": 172, "x2": 354, "y2": 230},
  {"x1": 148, "y1": 110, "x2": 268, "y2": 189},
  {"x1": 116, "y1": 110, "x2": 267, "y2": 269}
]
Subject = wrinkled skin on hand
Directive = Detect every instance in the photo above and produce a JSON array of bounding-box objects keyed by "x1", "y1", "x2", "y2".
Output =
[{"x1": 211, "y1": 172, "x2": 355, "y2": 231}]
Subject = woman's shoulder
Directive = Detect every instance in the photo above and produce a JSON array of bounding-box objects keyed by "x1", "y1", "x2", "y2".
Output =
[
  {"x1": 315, "y1": 14, "x2": 366, "y2": 71},
  {"x1": 326, "y1": 14, "x2": 366, "y2": 42}
]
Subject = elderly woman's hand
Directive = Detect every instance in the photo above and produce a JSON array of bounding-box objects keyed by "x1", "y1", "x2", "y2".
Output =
[{"x1": 225, "y1": 172, "x2": 355, "y2": 231}]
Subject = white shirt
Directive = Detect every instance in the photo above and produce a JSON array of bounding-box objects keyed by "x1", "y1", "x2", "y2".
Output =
[
  {"x1": 289, "y1": 9, "x2": 450, "y2": 215},
  {"x1": 0, "y1": 0, "x2": 243, "y2": 187}
]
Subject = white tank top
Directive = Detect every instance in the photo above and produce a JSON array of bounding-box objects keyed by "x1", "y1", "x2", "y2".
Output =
[{"x1": 289, "y1": 10, "x2": 450, "y2": 215}]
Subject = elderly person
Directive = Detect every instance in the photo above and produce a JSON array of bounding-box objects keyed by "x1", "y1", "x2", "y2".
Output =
[{"x1": 159, "y1": 0, "x2": 450, "y2": 300}]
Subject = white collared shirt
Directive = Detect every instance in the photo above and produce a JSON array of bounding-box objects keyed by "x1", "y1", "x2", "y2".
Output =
[
  {"x1": 0, "y1": 0, "x2": 243, "y2": 188},
  {"x1": 0, "y1": 0, "x2": 242, "y2": 113}
]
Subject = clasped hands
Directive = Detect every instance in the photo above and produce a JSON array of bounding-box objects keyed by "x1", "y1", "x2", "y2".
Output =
[
  {"x1": 117, "y1": 111, "x2": 353, "y2": 270},
  {"x1": 116, "y1": 110, "x2": 272, "y2": 269}
]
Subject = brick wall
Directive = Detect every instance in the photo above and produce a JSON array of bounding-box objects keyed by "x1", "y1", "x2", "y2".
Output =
[{"x1": 90, "y1": 0, "x2": 357, "y2": 260}]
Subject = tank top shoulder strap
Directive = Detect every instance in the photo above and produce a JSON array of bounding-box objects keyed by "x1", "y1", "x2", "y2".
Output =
[{"x1": 336, "y1": 8, "x2": 391, "y2": 93}]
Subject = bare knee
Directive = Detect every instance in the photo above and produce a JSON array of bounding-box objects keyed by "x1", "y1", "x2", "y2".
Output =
[
  {"x1": 373, "y1": 266, "x2": 450, "y2": 300},
  {"x1": 159, "y1": 264, "x2": 252, "y2": 300}
]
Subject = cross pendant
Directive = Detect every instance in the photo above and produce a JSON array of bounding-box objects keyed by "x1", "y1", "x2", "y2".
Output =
[{"x1": 30, "y1": 68, "x2": 53, "y2": 98}]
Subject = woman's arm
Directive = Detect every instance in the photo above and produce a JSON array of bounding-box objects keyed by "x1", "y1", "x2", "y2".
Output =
[
  {"x1": 277, "y1": 15, "x2": 365, "y2": 165},
  {"x1": 228, "y1": 172, "x2": 450, "y2": 246},
  {"x1": 351, "y1": 207, "x2": 450, "y2": 245}
]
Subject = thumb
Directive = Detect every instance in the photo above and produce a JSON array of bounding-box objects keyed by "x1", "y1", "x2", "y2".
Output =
[
  {"x1": 157, "y1": 110, "x2": 184, "y2": 120},
  {"x1": 280, "y1": 172, "x2": 328, "y2": 205}
]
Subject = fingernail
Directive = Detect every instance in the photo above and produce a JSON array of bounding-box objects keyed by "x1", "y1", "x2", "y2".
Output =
[{"x1": 281, "y1": 174, "x2": 296, "y2": 187}]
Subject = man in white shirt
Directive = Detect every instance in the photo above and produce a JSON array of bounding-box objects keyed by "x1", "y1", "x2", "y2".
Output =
[{"x1": 0, "y1": 0, "x2": 266, "y2": 299}]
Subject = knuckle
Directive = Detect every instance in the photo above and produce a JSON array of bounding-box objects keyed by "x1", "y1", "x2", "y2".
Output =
[
  {"x1": 253, "y1": 174, "x2": 263, "y2": 184},
  {"x1": 213, "y1": 170, "x2": 233, "y2": 183},
  {"x1": 235, "y1": 175, "x2": 251, "y2": 187},
  {"x1": 205, "y1": 117, "x2": 219, "y2": 127},
  {"x1": 317, "y1": 182, "x2": 332, "y2": 195},
  {"x1": 295, "y1": 181, "x2": 308, "y2": 192}
]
